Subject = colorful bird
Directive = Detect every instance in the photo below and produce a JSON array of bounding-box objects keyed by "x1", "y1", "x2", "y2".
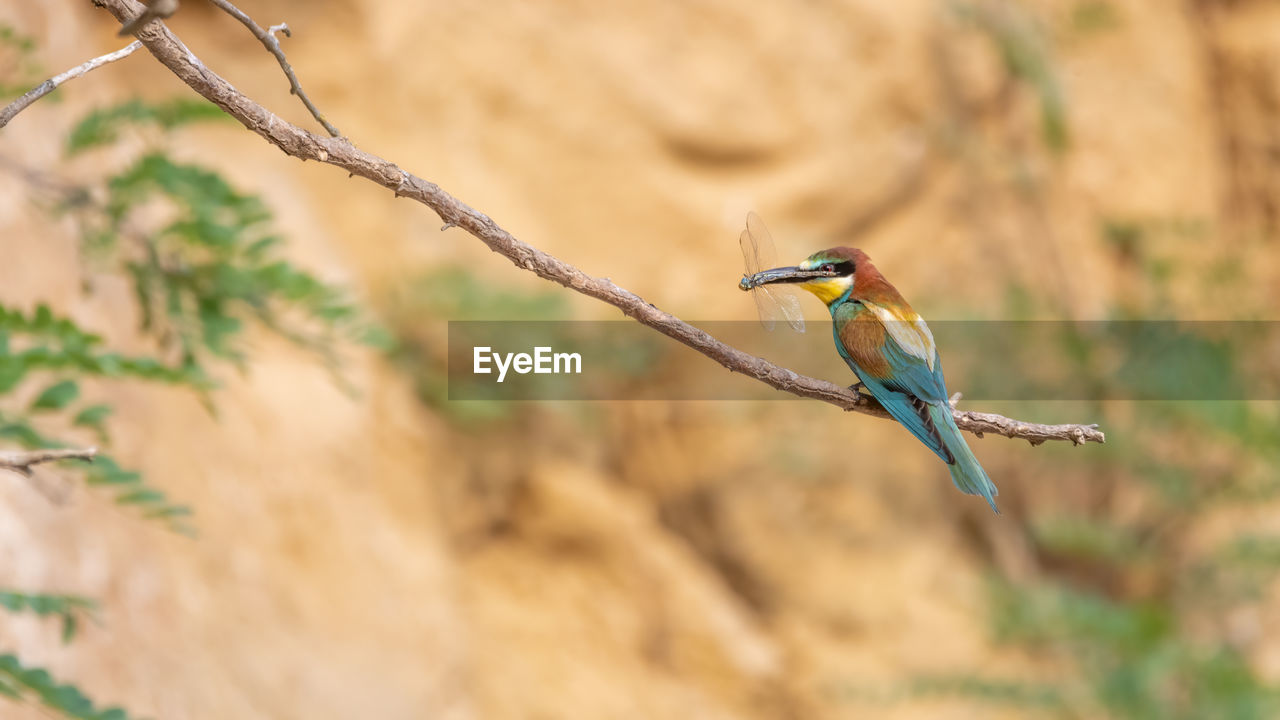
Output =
[{"x1": 740, "y1": 244, "x2": 999, "y2": 513}]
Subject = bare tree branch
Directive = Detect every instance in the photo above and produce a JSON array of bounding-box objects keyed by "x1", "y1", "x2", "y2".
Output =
[
  {"x1": 88, "y1": 0, "x2": 1104, "y2": 446},
  {"x1": 0, "y1": 448, "x2": 98, "y2": 478},
  {"x1": 206, "y1": 0, "x2": 341, "y2": 137},
  {"x1": 0, "y1": 41, "x2": 142, "y2": 129}
]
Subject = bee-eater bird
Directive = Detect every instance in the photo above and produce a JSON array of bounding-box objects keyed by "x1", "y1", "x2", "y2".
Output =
[{"x1": 740, "y1": 247, "x2": 999, "y2": 513}]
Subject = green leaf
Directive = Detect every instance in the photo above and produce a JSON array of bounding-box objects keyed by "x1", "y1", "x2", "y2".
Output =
[
  {"x1": 0, "y1": 359, "x2": 24, "y2": 394},
  {"x1": 358, "y1": 324, "x2": 396, "y2": 351},
  {"x1": 0, "y1": 675, "x2": 19, "y2": 699},
  {"x1": 60, "y1": 614, "x2": 77, "y2": 644},
  {"x1": 0, "y1": 591, "x2": 98, "y2": 647},
  {"x1": 143, "y1": 505, "x2": 192, "y2": 519},
  {"x1": 115, "y1": 489, "x2": 165, "y2": 505},
  {"x1": 72, "y1": 404, "x2": 112, "y2": 426},
  {"x1": 72, "y1": 404, "x2": 113, "y2": 442},
  {"x1": 0, "y1": 417, "x2": 51, "y2": 446},
  {"x1": 33, "y1": 304, "x2": 53, "y2": 329},
  {"x1": 30, "y1": 380, "x2": 79, "y2": 411},
  {"x1": 84, "y1": 463, "x2": 140, "y2": 486},
  {"x1": 0, "y1": 652, "x2": 138, "y2": 719},
  {"x1": 0, "y1": 592, "x2": 97, "y2": 616}
]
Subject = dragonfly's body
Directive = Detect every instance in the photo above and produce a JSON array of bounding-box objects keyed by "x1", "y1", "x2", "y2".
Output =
[{"x1": 738, "y1": 226, "x2": 999, "y2": 513}]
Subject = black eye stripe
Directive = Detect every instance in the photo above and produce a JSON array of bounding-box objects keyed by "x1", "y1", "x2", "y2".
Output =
[{"x1": 815, "y1": 261, "x2": 854, "y2": 275}]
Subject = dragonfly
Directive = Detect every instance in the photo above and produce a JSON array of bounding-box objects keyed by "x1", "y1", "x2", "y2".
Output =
[{"x1": 738, "y1": 212, "x2": 806, "y2": 332}]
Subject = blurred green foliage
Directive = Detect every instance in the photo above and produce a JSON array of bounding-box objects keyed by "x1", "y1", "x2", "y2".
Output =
[
  {"x1": 1, "y1": 302, "x2": 201, "y2": 529},
  {"x1": 904, "y1": 674, "x2": 1066, "y2": 711},
  {"x1": 901, "y1": 208, "x2": 1280, "y2": 717},
  {"x1": 63, "y1": 105, "x2": 384, "y2": 370},
  {"x1": 3, "y1": 47, "x2": 379, "y2": 717},
  {"x1": 384, "y1": 266, "x2": 568, "y2": 422},
  {"x1": 1069, "y1": 1, "x2": 1121, "y2": 34},
  {"x1": 984, "y1": 578, "x2": 1280, "y2": 719},
  {"x1": 0, "y1": 24, "x2": 43, "y2": 101},
  {"x1": 953, "y1": 0, "x2": 1069, "y2": 152},
  {"x1": 66, "y1": 98, "x2": 228, "y2": 154},
  {"x1": 385, "y1": 268, "x2": 667, "y2": 414},
  {"x1": 392, "y1": 267, "x2": 568, "y2": 322},
  {"x1": 0, "y1": 653, "x2": 136, "y2": 720},
  {"x1": 0, "y1": 592, "x2": 98, "y2": 645}
]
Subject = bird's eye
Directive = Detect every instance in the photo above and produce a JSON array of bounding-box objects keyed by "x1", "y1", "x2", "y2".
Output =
[{"x1": 821, "y1": 263, "x2": 836, "y2": 273}]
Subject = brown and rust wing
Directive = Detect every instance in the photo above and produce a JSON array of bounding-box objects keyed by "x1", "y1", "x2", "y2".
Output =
[
  {"x1": 835, "y1": 304, "x2": 952, "y2": 462},
  {"x1": 836, "y1": 308, "x2": 892, "y2": 380}
]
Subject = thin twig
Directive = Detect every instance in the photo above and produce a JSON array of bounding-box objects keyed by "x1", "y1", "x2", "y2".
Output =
[
  {"x1": 206, "y1": 0, "x2": 341, "y2": 137},
  {"x1": 0, "y1": 448, "x2": 98, "y2": 478},
  {"x1": 90, "y1": 0, "x2": 1104, "y2": 446},
  {"x1": 0, "y1": 41, "x2": 142, "y2": 129}
]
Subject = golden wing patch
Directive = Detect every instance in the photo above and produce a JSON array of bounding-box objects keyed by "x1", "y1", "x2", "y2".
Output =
[{"x1": 862, "y1": 300, "x2": 937, "y2": 371}]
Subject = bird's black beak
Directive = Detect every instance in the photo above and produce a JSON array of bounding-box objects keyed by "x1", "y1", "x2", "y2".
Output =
[{"x1": 739, "y1": 266, "x2": 831, "y2": 291}]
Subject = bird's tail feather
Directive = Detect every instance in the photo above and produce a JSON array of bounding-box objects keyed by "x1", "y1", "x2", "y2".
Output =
[{"x1": 929, "y1": 404, "x2": 999, "y2": 514}]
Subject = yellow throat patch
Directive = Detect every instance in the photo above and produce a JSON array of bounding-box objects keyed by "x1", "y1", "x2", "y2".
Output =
[{"x1": 799, "y1": 276, "x2": 853, "y2": 305}]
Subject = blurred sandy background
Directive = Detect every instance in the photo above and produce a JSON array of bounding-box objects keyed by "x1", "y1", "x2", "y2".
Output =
[{"x1": 2, "y1": 1, "x2": 1280, "y2": 718}]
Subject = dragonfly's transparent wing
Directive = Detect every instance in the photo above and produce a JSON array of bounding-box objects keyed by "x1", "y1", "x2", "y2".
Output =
[
  {"x1": 739, "y1": 228, "x2": 761, "y2": 276},
  {"x1": 744, "y1": 211, "x2": 776, "y2": 270},
  {"x1": 740, "y1": 228, "x2": 776, "y2": 330},
  {"x1": 739, "y1": 213, "x2": 805, "y2": 333},
  {"x1": 767, "y1": 287, "x2": 806, "y2": 333}
]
